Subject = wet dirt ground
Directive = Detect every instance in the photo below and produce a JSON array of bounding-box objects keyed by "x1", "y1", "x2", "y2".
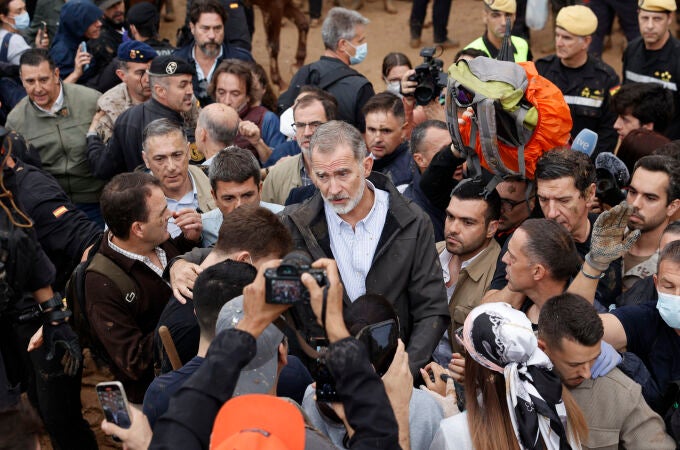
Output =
[{"x1": 41, "y1": 1, "x2": 635, "y2": 448}]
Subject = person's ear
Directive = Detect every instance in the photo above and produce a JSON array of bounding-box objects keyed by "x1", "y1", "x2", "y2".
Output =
[
  {"x1": 666, "y1": 198, "x2": 680, "y2": 218},
  {"x1": 653, "y1": 273, "x2": 658, "y2": 290},
  {"x1": 412, "y1": 152, "x2": 426, "y2": 171},
  {"x1": 642, "y1": 122, "x2": 654, "y2": 131},
  {"x1": 278, "y1": 342, "x2": 288, "y2": 367},
  {"x1": 210, "y1": 188, "x2": 217, "y2": 202},
  {"x1": 585, "y1": 182, "x2": 596, "y2": 205},
  {"x1": 142, "y1": 151, "x2": 150, "y2": 169},
  {"x1": 537, "y1": 338, "x2": 548, "y2": 352},
  {"x1": 362, "y1": 155, "x2": 373, "y2": 176},
  {"x1": 532, "y1": 263, "x2": 546, "y2": 281},
  {"x1": 486, "y1": 219, "x2": 499, "y2": 238},
  {"x1": 130, "y1": 221, "x2": 144, "y2": 239},
  {"x1": 232, "y1": 250, "x2": 250, "y2": 263},
  {"x1": 115, "y1": 68, "x2": 126, "y2": 83}
]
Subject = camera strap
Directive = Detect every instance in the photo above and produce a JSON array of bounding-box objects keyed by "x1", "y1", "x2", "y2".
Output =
[{"x1": 274, "y1": 285, "x2": 331, "y2": 361}]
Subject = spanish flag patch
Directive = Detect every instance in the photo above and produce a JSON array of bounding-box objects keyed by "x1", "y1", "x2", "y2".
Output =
[{"x1": 52, "y1": 205, "x2": 68, "y2": 218}]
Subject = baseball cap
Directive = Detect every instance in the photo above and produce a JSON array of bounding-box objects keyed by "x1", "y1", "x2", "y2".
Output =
[
  {"x1": 483, "y1": 0, "x2": 517, "y2": 14},
  {"x1": 210, "y1": 394, "x2": 305, "y2": 450},
  {"x1": 556, "y1": 5, "x2": 598, "y2": 36},
  {"x1": 216, "y1": 295, "x2": 284, "y2": 396}
]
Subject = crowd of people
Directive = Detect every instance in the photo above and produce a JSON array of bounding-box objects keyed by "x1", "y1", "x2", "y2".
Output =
[{"x1": 0, "y1": 0, "x2": 679, "y2": 448}]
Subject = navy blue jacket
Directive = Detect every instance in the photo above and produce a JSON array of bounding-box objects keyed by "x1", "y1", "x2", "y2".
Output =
[
  {"x1": 49, "y1": 1, "x2": 102, "y2": 82},
  {"x1": 172, "y1": 43, "x2": 253, "y2": 107}
]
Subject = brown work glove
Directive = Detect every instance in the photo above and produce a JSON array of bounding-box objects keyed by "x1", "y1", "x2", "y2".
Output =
[{"x1": 585, "y1": 202, "x2": 641, "y2": 272}]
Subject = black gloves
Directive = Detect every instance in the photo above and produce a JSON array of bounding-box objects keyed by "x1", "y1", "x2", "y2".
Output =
[{"x1": 41, "y1": 299, "x2": 82, "y2": 377}]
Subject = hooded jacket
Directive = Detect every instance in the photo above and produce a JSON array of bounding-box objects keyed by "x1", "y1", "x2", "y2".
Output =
[{"x1": 49, "y1": 1, "x2": 102, "y2": 81}]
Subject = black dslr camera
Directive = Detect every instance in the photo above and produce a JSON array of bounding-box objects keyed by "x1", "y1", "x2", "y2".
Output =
[
  {"x1": 408, "y1": 47, "x2": 448, "y2": 106},
  {"x1": 265, "y1": 251, "x2": 337, "y2": 401},
  {"x1": 265, "y1": 250, "x2": 328, "y2": 343}
]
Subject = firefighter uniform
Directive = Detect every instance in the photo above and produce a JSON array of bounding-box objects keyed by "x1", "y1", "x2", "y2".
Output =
[
  {"x1": 622, "y1": 0, "x2": 680, "y2": 139},
  {"x1": 536, "y1": 5, "x2": 619, "y2": 155}
]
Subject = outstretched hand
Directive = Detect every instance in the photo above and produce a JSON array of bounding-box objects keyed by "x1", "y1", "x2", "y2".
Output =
[{"x1": 585, "y1": 202, "x2": 640, "y2": 271}]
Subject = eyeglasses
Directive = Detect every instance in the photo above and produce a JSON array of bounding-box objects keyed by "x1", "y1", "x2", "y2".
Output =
[
  {"x1": 292, "y1": 121, "x2": 324, "y2": 131},
  {"x1": 500, "y1": 197, "x2": 528, "y2": 211}
]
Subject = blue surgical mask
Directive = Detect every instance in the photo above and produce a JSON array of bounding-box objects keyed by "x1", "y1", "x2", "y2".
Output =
[
  {"x1": 12, "y1": 12, "x2": 29, "y2": 30},
  {"x1": 656, "y1": 290, "x2": 680, "y2": 329},
  {"x1": 347, "y1": 42, "x2": 367, "y2": 65}
]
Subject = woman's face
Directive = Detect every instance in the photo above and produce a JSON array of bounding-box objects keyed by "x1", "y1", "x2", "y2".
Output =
[{"x1": 385, "y1": 64, "x2": 410, "y2": 85}]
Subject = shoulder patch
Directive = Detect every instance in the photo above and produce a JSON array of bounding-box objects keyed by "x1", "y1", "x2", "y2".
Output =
[{"x1": 52, "y1": 205, "x2": 68, "y2": 218}]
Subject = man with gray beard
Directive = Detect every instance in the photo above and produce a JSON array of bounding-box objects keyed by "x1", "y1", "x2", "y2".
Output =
[{"x1": 280, "y1": 120, "x2": 450, "y2": 376}]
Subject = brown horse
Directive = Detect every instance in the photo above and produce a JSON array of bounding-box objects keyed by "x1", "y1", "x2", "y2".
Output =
[{"x1": 247, "y1": 0, "x2": 309, "y2": 90}]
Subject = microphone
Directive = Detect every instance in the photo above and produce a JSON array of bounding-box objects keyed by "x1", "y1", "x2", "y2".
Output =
[{"x1": 571, "y1": 128, "x2": 598, "y2": 157}]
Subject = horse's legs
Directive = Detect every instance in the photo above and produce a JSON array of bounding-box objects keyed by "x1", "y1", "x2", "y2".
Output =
[{"x1": 284, "y1": 2, "x2": 309, "y2": 73}]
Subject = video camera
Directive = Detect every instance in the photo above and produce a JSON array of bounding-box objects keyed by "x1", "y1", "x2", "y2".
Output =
[{"x1": 408, "y1": 47, "x2": 448, "y2": 106}]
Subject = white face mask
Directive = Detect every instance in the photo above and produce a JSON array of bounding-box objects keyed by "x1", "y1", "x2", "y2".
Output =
[
  {"x1": 385, "y1": 80, "x2": 402, "y2": 97},
  {"x1": 656, "y1": 290, "x2": 680, "y2": 329}
]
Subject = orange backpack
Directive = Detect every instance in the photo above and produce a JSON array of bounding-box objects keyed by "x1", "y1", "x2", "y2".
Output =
[{"x1": 446, "y1": 58, "x2": 572, "y2": 185}]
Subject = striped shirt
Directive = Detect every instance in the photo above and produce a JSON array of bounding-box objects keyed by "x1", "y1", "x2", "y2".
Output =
[{"x1": 324, "y1": 181, "x2": 389, "y2": 301}]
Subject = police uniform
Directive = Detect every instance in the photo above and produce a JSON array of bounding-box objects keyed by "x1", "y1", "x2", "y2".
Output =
[
  {"x1": 464, "y1": 0, "x2": 532, "y2": 62},
  {"x1": 96, "y1": 41, "x2": 158, "y2": 143},
  {"x1": 87, "y1": 55, "x2": 203, "y2": 179},
  {"x1": 536, "y1": 5, "x2": 620, "y2": 155},
  {"x1": 0, "y1": 149, "x2": 97, "y2": 448},
  {"x1": 10, "y1": 157, "x2": 101, "y2": 291},
  {"x1": 622, "y1": 0, "x2": 680, "y2": 139}
]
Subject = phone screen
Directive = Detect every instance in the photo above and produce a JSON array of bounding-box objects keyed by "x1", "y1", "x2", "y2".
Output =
[{"x1": 96, "y1": 383, "x2": 131, "y2": 429}]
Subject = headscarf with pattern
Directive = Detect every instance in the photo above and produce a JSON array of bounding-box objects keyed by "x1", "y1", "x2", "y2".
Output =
[{"x1": 460, "y1": 302, "x2": 580, "y2": 450}]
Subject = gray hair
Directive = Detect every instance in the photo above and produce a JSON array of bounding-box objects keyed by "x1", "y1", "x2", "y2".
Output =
[
  {"x1": 142, "y1": 118, "x2": 186, "y2": 152},
  {"x1": 149, "y1": 74, "x2": 168, "y2": 100},
  {"x1": 197, "y1": 108, "x2": 239, "y2": 147},
  {"x1": 209, "y1": 146, "x2": 261, "y2": 191},
  {"x1": 321, "y1": 7, "x2": 369, "y2": 51},
  {"x1": 305, "y1": 120, "x2": 367, "y2": 163}
]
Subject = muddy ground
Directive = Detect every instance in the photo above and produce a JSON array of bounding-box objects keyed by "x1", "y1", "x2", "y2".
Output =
[{"x1": 39, "y1": 1, "x2": 636, "y2": 448}]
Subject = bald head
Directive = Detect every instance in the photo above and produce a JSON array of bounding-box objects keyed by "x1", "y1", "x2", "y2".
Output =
[{"x1": 196, "y1": 103, "x2": 240, "y2": 159}]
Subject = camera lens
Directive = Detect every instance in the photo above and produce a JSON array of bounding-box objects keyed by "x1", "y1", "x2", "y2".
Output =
[{"x1": 414, "y1": 81, "x2": 436, "y2": 105}]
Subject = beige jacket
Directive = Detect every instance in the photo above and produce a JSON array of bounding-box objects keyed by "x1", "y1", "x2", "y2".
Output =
[
  {"x1": 261, "y1": 153, "x2": 303, "y2": 205},
  {"x1": 571, "y1": 368, "x2": 674, "y2": 450},
  {"x1": 188, "y1": 165, "x2": 216, "y2": 213},
  {"x1": 436, "y1": 239, "x2": 501, "y2": 350}
]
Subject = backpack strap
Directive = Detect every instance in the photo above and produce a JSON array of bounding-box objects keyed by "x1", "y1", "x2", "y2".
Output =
[
  {"x1": 0, "y1": 33, "x2": 12, "y2": 63},
  {"x1": 87, "y1": 254, "x2": 140, "y2": 304}
]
